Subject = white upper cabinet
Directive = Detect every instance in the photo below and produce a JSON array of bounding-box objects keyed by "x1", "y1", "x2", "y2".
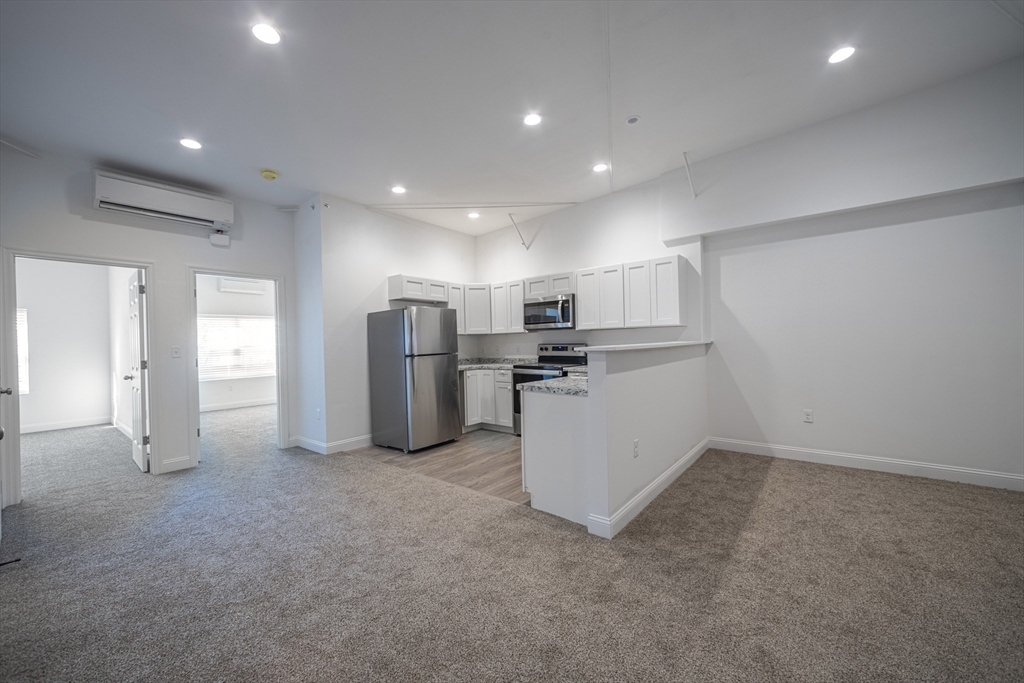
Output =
[
  {"x1": 387, "y1": 274, "x2": 448, "y2": 303},
  {"x1": 525, "y1": 276, "x2": 549, "y2": 299},
  {"x1": 465, "y1": 284, "x2": 492, "y2": 334},
  {"x1": 524, "y1": 272, "x2": 575, "y2": 300},
  {"x1": 549, "y1": 272, "x2": 575, "y2": 295},
  {"x1": 507, "y1": 280, "x2": 525, "y2": 333},
  {"x1": 623, "y1": 260, "x2": 652, "y2": 328},
  {"x1": 576, "y1": 267, "x2": 601, "y2": 330},
  {"x1": 650, "y1": 255, "x2": 687, "y2": 327},
  {"x1": 490, "y1": 282, "x2": 508, "y2": 334},
  {"x1": 598, "y1": 264, "x2": 624, "y2": 329},
  {"x1": 448, "y1": 282, "x2": 466, "y2": 335}
]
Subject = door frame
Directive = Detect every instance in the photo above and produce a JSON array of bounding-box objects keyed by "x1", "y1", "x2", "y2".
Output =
[
  {"x1": 186, "y1": 266, "x2": 290, "y2": 465},
  {"x1": 0, "y1": 246, "x2": 156, "y2": 508}
]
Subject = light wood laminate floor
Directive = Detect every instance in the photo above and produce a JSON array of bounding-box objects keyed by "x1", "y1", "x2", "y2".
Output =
[{"x1": 350, "y1": 430, "x2": 530, "y2": 505}]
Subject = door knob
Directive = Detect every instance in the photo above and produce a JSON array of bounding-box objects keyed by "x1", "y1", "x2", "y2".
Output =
[
  {"x1": 0, "y1": 387, "x2": 12, "y2": 395},
  {"x1": 123, "y1": 375, "x2": 134, "y2": 381}
]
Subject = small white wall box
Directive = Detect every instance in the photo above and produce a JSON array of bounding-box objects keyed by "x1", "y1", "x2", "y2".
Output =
[{"x1": 218, "y1": 277, "x2": 265, "y2": 294}]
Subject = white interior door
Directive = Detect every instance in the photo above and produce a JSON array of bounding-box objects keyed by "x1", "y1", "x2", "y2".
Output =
[{"x1": 127, "y1": 270, "x2": 149, "y2": 472}]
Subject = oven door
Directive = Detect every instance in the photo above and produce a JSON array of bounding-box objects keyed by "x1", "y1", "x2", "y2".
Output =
[
  {"x1": 512, "y1": 368, "x2": 563, "y2": 434},
  {"x1": 523, "y1": 295, "x2": 575, "y2": 331}
]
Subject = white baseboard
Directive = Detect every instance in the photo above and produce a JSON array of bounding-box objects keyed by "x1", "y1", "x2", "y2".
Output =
[
  {"x1": 200, "y1": 398, "x2": 277, "y2": 413},
  {"x1": 288, "y1": 434, "x2": 373, "y2": 455},
  {"x1": 588, "y1": 437, "x2": 711, "y2": 539},
  {"x1": 113, "y1": 417, "x2": 133, "y2": 440},
  {"x1": 21, "y1": 416, "x2": 113, "y2": 434},
  {"x1": 708, "y1": 437, "x2": 1024, "y2": 492}
]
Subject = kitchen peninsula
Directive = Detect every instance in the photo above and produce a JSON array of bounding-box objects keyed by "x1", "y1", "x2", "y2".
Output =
[{"x1": 520, "y1": 341, "x2": 712, "y2": 538}]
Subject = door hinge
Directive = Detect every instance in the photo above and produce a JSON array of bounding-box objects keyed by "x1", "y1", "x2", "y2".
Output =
[
  {"x1": 197, "y1": 428, "x2": 200, "y2": 437},
  {"x1": 140, "y1": 360, "x2": 148, "y2": 370},
  {"x1": 142, "y1": 435, "x2": 150, "y2": 446},
  {"x1": 138, "y1": 284, "x2": 146, "y2": 294}
]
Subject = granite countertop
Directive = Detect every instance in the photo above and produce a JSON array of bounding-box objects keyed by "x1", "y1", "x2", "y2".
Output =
[
  {"x1": 458, "y1": 356, "x2": 536, "y2": 371},
  {"x1": 517, "y1": 376, "x2": 588, "y2": 397},
  {"x1": 565, "y1": 366, "x2": 589, "y2": 375}
]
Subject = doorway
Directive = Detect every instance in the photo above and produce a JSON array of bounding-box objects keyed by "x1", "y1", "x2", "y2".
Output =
[
  {"x1": 1, "y1": 255, "x2": 152, "y2": 510},
  {"x1": 189, "y1": 272, "x2": 283, "y2": 464}
]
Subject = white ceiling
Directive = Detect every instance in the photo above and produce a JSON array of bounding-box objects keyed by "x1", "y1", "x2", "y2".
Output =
[{"x1": 1, "y1": 0, "x2": 1021, "y2": 236}]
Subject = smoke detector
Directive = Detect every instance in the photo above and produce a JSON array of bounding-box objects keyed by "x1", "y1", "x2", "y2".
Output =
[{"x1": 260, "y1": 168, "x2": 279, "y2": 181}]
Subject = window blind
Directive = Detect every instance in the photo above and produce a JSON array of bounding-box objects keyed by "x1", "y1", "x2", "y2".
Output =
[
  {"x1": 16, "y1": 308, "x2": 29, "y2": 394},
  {"x1": 197, "y1": 315, "x2": 276, "y2": 381}
]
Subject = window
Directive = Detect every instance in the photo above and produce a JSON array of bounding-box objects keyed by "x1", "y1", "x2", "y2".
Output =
[
  {"x1": 15, "y1": 308, "x2": 29, "y2": 394},
  {"x1": 197, "y1": 315, "x2": 276, "y2": 381}
]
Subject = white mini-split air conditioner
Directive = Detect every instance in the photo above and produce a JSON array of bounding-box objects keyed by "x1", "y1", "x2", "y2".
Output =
[{"x1": 93, "y1": 171, "x2": 234, "y2": 231}]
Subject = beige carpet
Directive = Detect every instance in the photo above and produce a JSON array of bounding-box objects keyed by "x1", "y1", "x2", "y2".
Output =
[{"x1": 1, "y1": 406, "x2": 1021, "y2": 681}]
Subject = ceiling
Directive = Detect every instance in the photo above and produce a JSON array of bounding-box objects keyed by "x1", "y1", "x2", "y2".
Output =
[{"x1": 1, "y1": 0, "x2": 1022, "y2": 236}]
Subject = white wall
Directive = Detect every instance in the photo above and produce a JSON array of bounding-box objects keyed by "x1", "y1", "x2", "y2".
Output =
[
  {"x1": 474, "y1": 179, "x2": 705, "y2": 356},
  {"x1": 316, "y1": 194, "x2": 477, "y2": 451},
  {"x1": 108, "y1": 265, "x2": 136, "y2": 437},
  {"x1": 0, "y1": 148, "x2": 296, "y2": 483},
  {"x1": 661, "y1": 57, "x2": 1024, "y2": 241},
  {"x1": 705, "y1": 182, "x2": 1024, "y2": 482},
  {"x1": 15, "y1": 258, "x2": 112, "y2": 433},
  {"x1": 291, "y1": 199, "x2": 328, "y2": 449},
  {"x1": 195, "y1": 274, "x2": 277, "y2": 412}
]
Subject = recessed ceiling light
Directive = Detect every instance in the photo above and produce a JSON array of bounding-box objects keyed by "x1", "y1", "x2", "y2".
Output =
[
  {"x1": 252, "y1": 24, "x2": 281, "y2": 44},
  {"x1": 180, "y1": 138, "x2": 202, "y2": 149},
  {"x1": 523, "y1": 113, "x2": 542, "y2": 126},
  {"x1": 468, "y1": 212, "x2": 480, "y2": 219},
  {"x1": 828, "y1": 46, "x2": 856, "y2": 64},
  {"x1": 592, "y1": 163, "x2": 609, "y2": 172},
  {"x1": 391, "y1": 185, "x2": 406, "y2": 194}
]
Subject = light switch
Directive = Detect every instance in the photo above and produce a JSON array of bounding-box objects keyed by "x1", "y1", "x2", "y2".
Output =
[{"x1": 171, "y1": 346, "x2": 182, "y2": 359}]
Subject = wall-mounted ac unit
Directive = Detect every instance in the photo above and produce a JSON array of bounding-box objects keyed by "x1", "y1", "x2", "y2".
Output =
[{"x1": 94, "y1": 171, "x2": 234, "y2": 231}]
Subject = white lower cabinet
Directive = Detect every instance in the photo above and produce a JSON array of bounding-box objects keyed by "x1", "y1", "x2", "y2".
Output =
[
  {"x1": 495, "y1": 382, "x2": 513, "y2": 427},
  {"x1": 465, "y1": 370, "x2": 481, "y2": 425},
  {"x1": 463, "y1": 369, "x2": 513, "y2": 430},
  {"x1": 480, "y1": 370, "x2": 495, "y2": 424}
]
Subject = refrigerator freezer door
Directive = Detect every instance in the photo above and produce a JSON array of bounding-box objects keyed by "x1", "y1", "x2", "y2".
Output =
[
  {"x1": 404, "y1": 307, "x2": 458, "y2": 356},
  {"x1": 406, "y1": 353, "x2": 461, "y2": 451}
]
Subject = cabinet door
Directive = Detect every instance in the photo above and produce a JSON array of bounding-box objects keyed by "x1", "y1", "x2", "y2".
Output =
[
  {"x1": 623, "y1": 260, "x2": 652, "y2": 328},
  {"x1": 576, "y1": 267, "x2": 600, "y2": 330},
  {"x1": 549, "y1": 272, "x2": 575, "y2": 295},
  {"x1": 507, "y1": 280, "x2": 525, "y2": 333},
  {"x1": 598, "y1": 264, "x2": 625, "y2": 329},
  {"x1": 524, "y1": 276, "x2": 548, "y2": 299},
  {"x1": 465, "y1": 284, "x2": 492, "y2": 334},
  {"x1": 480, "y1": 370, "x2": 496, "y2": 424},
  {"x1": 465, "y1": 371, "x2": 481, "y2": 426},
  {"x1": 651, "y1": 255, "x2": 687, "y2": 326},
  {"x1": 491, "y1": 282, "x2": 508, "y2": 334},
  {"x1": 495, "y1": 382, "x2": 513, "y2": 427},
  {"x1": 448, "y1": 283, "x2": 465, "y2": 335},
  {"x1": 426, "y1": 280, "x2": 449, "y2": 303}
]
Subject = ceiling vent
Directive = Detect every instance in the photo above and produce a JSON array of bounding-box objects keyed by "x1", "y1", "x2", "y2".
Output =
[{"x1": 94, "y1": 171, "x2": 234, "y2": 231}]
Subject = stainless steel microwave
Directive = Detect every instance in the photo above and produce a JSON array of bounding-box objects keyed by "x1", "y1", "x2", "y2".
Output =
[{"x1": 523, "y1": 294, "x2": 575, "y2": 331}]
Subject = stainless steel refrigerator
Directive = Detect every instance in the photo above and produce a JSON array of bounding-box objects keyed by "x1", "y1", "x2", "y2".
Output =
[{"x1": 367, "y1": 307, "x2": 461, "y2": 452}]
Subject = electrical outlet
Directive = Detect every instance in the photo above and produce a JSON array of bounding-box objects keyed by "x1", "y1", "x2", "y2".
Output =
[
  {"x1": 803, "y1": 409, "x2": 814, "y2": 423},
  {"x1": 316, "y1": 409, "x2": 321, "y2": 420},
  {"x1": 633, "y1": 439, "x2": 639, "y2": 458},
  {"x1": 229, "y1": 384, "x2": 234, "y2": 392}
]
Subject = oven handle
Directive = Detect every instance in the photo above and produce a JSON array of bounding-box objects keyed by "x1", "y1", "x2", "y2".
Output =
[{"x1": 513, "y1": 369, "x2": 562, "y2": 376}]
